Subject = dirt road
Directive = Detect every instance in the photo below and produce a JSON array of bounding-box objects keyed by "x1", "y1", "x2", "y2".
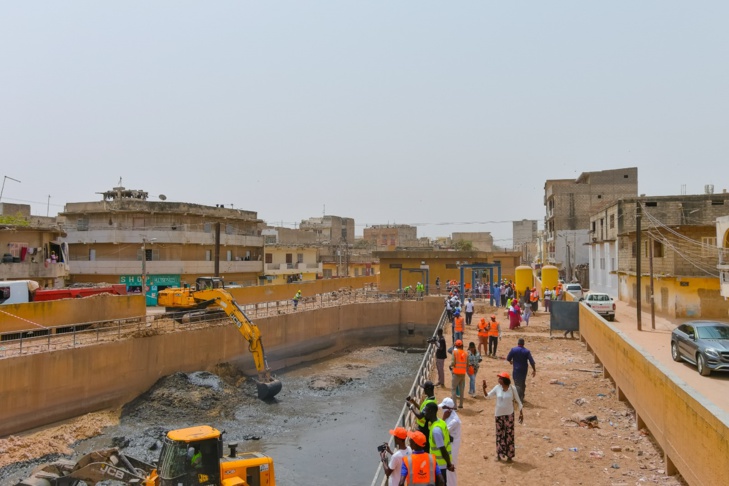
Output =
[{"x1": 434, "y1": 305, "x2": 685, "y2": 485}]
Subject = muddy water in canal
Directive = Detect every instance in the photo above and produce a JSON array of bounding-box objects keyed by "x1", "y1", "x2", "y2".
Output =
[{"x1": 1, "y1": 346, "x2": 422, "y2": 485}]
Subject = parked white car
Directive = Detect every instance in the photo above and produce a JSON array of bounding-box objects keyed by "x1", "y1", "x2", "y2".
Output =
[
  {"x1": 564, "y1": 283, "x2": 583, "y2": 300},
  {"x1": 583, "y1": 292, "x2": 616, "y2": 321}
]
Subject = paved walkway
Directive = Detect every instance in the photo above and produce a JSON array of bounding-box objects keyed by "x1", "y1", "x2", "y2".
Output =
[{"x1": 610, "y1": 301, "x2": 729, "y2": 411}]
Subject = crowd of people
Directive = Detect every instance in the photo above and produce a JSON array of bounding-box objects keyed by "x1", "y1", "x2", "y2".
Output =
[{"x1": 379, "y1": 290, "x2": 546, "y2": 485}]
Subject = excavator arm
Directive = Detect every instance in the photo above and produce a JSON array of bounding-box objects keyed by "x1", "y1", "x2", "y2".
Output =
[{"x1": 190, "y1": 288, "x2": 282, "y2": 400}]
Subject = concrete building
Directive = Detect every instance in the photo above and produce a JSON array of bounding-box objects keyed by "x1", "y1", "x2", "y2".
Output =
[
  {"x1": 262, "y1": 226, "x2": 319, "y2": 245},
  {"x1": 451, "y1": 232, "x2": 494, "y2": 252},
  {"x1": 263, "y1": 244, "x2": 321, "y2": 285},
  {"x1": 512, "y1": 220, "x2": 538, "y2": 264},
  {"x1": 59, "y1": 186, "x2": 264, "y2": 304},
  {"x1": 374, "y1": 249, "x2": 521, "y2": 293},
  {"x1": 0, "y1": 203, "x2": 69, "y2": 287},
  {"x1": 363, "y1": 224, "x2": 418, "y2": 250},
  {"x1": 545, "y1": 167, "x2": 638, "y2": 280},
  {"x1": 299, "y1": 215, "x2": 354, "y2": 245},
  {"x1": 606, "y1": 193, "x2": 729, "y2": 318},
  {"x1": 717, "y1": 215, "x2": 729, "y2": 300}
]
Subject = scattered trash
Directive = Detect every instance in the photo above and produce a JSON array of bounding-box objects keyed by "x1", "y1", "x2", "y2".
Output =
[
  {"x1": 610, "y1": 445, "x2": 622, "y2": 452},
  {"x1": 609, "y1": 421, "x2": 614, "y2": 427},
  {"x1": 542, "y1": 436, "x2": 551, "y2": 441},
  {"x1": 574, "y1": 398, "x2": 587, "y2": 406},
  {"x1": 597, "y1": 393, "x2": 607, "y2": 398},
  {"x1": 571, "y1": 413, "x2": 600, "y2": 428},
  {"x1": 549, "y1": 379, "x2": 565, "y2": 385},
  {"x1": 553, "y1": 447, "x2": 564, "y2": 453},
  {"x1": 569, "y1": 447, "x2": 579, "y2": 452},
  {"x1": 589, "y1": 450, "x2": 604, "y2": 459},
  {"x1": 546, "y1": 451, "x2": 554, "y2": 457},
  {"x1": 611, "y1": 463, "x2": 620, "y2": 469}
]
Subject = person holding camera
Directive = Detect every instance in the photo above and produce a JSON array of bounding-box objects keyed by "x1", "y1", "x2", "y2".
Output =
[
  {"x1": 379, "y1": 426, "x2": 412, "y2": 486},
  {"x1": 399, "y1": 431, "x2": 444, "y2": 486},
  {"x1": 429, "y1": 329, "x2": 447, "y2": 387},
  {"x1": 406, "y1": 381, "x2": 437, "y2": 452}
]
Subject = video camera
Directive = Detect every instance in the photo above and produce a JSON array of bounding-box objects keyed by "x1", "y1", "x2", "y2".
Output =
[
  {"x1": 377, "y1": 443, "x2": 388, "y2": 453},
  {"x1": 426, "y1": 337, "x2": 438, "y2": 344}
]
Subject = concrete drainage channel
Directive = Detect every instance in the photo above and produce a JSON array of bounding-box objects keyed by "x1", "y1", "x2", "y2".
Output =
[
  {"x1": 369, "y1": 310, "x2": 447, "y2": 486},
  {"x1": 0, "y1": 332, "x2": 443, "y2": 485}
]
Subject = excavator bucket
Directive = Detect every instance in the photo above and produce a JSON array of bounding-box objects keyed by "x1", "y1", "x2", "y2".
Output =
[{"x1": 257, "y1": 379, "x2": 282, "y2": 400}]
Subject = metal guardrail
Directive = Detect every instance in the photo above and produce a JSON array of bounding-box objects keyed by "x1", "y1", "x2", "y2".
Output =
[
  {"x1": 0, "y1": 288, "x2": 410, "y2": 359},
  {"x1": 369, "y1": 309, "x2": 447, "y2": 486}
]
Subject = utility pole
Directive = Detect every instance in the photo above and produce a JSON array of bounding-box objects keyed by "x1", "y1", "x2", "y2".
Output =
[
  {"x1": 141, "y1": 237, "x2": 156, "y2": 304},
  {"x1": 636, "y1": 201, "x2": 642, "y2": 331},
  {"x1": 46, "y1": 195, "x2": 51, "y2": 217},
  {"x1": 649, "y1": 235, "x2": 655, "y2": 330}
]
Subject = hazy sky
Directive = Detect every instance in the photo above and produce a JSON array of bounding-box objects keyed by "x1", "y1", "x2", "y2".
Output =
[{"x1": 2, "y1": 2, "x2": 727, "y2": 245}]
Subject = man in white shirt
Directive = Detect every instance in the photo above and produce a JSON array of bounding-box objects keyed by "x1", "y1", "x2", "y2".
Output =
[
  {"x1": 380, "y1": 426, "x2": 412, "y2": 486},
  {"x1": 464, "y1": 298, "x2": 475, "y2": 326},
  {"x1": 439, "y1": 397, "x2": 462, "y2": 486}
]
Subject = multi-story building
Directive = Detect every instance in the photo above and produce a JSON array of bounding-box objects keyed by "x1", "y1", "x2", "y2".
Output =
[
  {"x1": 59, "y1": 186, "x2": 264, "y2": 305},
  {"x1": 0, "y1": 203, "x2": 69, "y2": 287},
  {"x1": 602, "y1": 193, "x2": 729, "y2": 317},
  {"x1": 263, "y1": 244, "x2": 321, "y2": 285},
  {"x1": 544, "y1": 167, "x2": 638, "y2": 280},
  {"x1": 261, "y1": 226, "x2": 319, "y2": 245},
  {"x1": 716, "y1": 215, "x2": 729, "y2": 300},
  {"x1": 299, "y1": 215, "x2": 354, "y2": 245},
  {"x1": 452, "y1": 232, "x2": 494, "y2": 252},
  {"x1": 363, "y1": 224, "x2": 418, "y2": 250},
  {"x1": 512, "y1": 220, "x2": 538, "y2": 263}
]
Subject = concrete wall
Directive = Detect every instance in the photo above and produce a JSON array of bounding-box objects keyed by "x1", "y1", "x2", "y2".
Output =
[
  {"x1": 0, "y1": 294, "x2": 146, "y2": 334},
  {"x1": 0, "y1": 298, "x2": 442, "y2": 437},
  {"x1": 226, "y1": 276, "x2": 377, "y2": 305},
  {"x1": 579, "y1": 305, "x2": 729, "y2": 486}
]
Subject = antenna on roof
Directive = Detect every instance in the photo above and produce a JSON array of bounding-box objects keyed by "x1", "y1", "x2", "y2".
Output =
[{"x1": 118, "y1": 177, "x2": 123, "y2": 186}]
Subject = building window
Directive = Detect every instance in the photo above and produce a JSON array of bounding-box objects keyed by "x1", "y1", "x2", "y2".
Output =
[
  {"x1": 653, "y1": 240, "x2": 664, "y2": 258},
  {"x1": 133, "y1": 217, "x2": 145, "y2": 229},
  {"x1": 632, "y1": 241, "x2": 637, "y2": 257},
  {"x1": 265, "y1": 253, "x2": 273, "y2": 264},
  {"x1": 89, "y1": 249, "x2": 96, "y2": 261},
  {"x1": 205, "y1": 250, "x2": 212, "y2": 261},
  {"x1": 702, "y1": 237, "x2": 717, "y2": 257},
  {"x1": 323, "y1": 269, "x2": 333, "y2": 278},
  {"x1": 204, "y1": 222, "x2": 212, "y2": 233},
  {"x1": 225, "y1": 224, "x2": 234, "y2": 235},
  {"x1": 609, "y1": 214, "x2": 615, "y2": 229},
  {"x1": 77, "y1": 218, "x2": 89, "y2": 231},
  {"x1": 600, "y1": 258, "x2": 605, "y2": 270},
  {"x1": 611, "y1": 257, "x2": 615, "y2": 270},
  {"x1": 297, "y1": 253, "x2": 304, "y2": 264},
  {"x1": 389, "y1": 263, "x2": 402, "y2": 269},
  {"x1": 285, "y1": 253, "x2": 293, "y2": 264},
  {"x1": 226, "y1": 250, "x2": 232, "y2": 261},
  {"x1": 354, "y1": 268, "x2": 360, "y2": 276},
  {"x1": 445, "y1": 263, "x2": 458, "y2": 269}
]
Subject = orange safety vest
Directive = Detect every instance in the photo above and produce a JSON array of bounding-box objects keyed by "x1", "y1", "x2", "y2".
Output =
[
  {"x1": 454, "y1": 316, "x2": 464, "y2": 332},
  {"x1": 453, "y1": 349, "x2": 467, "y2": 375},
  {"x1": 404, "y1": 453, "x2": 437, "y2": 485},
  {"x1": 478, "y1": 319, "x2": 489, "y2": 337},
  {"x1": 530, "y1": 290, "x2": 538, "y2": 302},
  {"x1": 487, "y1": 320, "x2": 500, "y2": 337}
]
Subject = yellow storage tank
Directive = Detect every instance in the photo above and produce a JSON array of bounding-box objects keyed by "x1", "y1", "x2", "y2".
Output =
[
  {"x1": 515, "y1": 266, "x2": 534, "y2": 299},
  {"x1": 541, "y1": 265, "x2": 559, "y2": 297}
]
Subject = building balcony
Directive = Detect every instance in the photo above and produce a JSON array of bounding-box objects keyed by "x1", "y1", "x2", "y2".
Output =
[
  {"x1": 63, "y1": 229, "x2": 264, "y2": 248},
  {"x1": 0, "y1": 261, "x2": 69, "y2": 280},
  {"x1": 68, "y1": 260, "x2": 263, "y2": 276},
  {"x1": 264, "y1": 262, "x2": 323, "y2": 275}
]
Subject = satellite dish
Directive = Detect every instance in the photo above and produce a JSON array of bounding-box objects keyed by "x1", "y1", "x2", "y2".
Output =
[{"x1": 159, "y1": 194, "x2": 167, "y2": 201}]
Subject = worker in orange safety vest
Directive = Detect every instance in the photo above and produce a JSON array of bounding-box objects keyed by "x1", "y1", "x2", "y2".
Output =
[
  {"x1": 487, "y1": 315, "x2": 501, "y2": 358},
  {"x1": 450, "y1": 339, "x2": 467, "y2": 409},
  {"x1": 399, "y1": 431, "x2": 444, "y2": 486}
]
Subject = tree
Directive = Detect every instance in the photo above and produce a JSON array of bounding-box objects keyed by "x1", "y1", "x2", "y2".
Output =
[{"x1": 454, "y1": 240, "x2": 473, "y2": 251}]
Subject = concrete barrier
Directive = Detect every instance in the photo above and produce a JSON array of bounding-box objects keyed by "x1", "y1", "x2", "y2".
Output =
[
  {"x1": 227, "y1": 276, "x2": 377, "y2": 305},
  {"x1": 0, "y1": 298, "x2": 441, "y2": 437},
  {"x1": 0, "y1": 294, "x2": 146, "y2": 334},
  {"x1": 579, "y1": 305, "x2": 729, "y2": 485}
]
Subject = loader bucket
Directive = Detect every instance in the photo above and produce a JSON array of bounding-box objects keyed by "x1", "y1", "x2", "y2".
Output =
[{"x1": 257, "y1": 379, "x2": 282, "y2": 400}]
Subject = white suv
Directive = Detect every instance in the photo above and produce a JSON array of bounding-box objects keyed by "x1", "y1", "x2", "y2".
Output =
[
  {"x1": 583, "y1": 292, "x2": 616, "y2": 321},
  {"x1": 564, "y1": 283, "x2": 583, "y2": 300}
]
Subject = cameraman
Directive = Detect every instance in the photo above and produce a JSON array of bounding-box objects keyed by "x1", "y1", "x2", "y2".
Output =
[
  {"x1": 406, "y1": 381, "x2": 437, "y2": 452},
  {"x1": 429, "y1": 329, "x2": 447, "y2": 387},
  {"x1": 379, "y1": 426, "x2": 412, "y2": 486}
]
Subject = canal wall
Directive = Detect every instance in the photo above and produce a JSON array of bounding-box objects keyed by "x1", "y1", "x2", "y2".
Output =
[{"x1": 0, "y1": 298, "x2": 442, "y2": 437}]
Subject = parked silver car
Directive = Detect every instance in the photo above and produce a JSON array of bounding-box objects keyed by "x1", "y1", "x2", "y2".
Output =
[{"x1": 671, "y1": 321, "x2": 729, "y2": 376}]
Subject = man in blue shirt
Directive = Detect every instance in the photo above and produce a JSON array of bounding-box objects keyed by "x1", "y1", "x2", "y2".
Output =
[{"x1": 506, "y1": 338, "x2": 536, "y2": 403}]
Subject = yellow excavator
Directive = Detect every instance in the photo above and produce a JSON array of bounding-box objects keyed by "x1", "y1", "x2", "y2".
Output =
[
  {"x1": 17, "y1": 425, "x2": 276, "y2": 486},
  {"x1": 157, "y1": 277, "x2": 282, "y2": 400}
]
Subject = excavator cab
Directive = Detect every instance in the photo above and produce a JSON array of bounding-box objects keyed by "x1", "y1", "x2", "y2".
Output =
[
  {"x1": 155, "y1": 426, "x2": 223, "y2": 486},
  {"x1": 195, "y1": 277, "x2": 225, "y2": 292}
]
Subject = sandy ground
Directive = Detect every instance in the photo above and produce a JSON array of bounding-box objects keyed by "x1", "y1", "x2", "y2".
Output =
[{"x1": 435, "y1": 305, "x2": 686, "y2": 486}]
